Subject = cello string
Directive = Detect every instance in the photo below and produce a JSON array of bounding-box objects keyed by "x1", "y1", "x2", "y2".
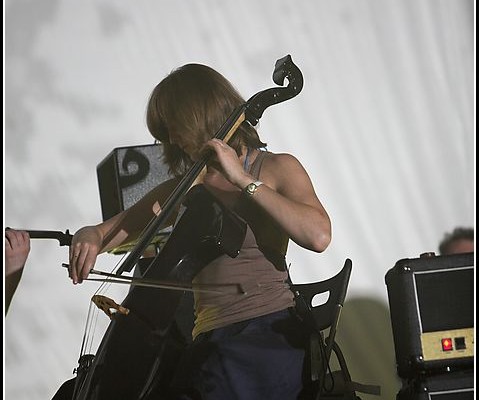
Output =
[{"x1": 79, "y1": 300, "x2": 96, "y2": 360}]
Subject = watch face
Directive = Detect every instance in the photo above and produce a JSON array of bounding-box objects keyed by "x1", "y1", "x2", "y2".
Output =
[{"x1": 246, "y1": 183, "x2": 256, "y2": 194}]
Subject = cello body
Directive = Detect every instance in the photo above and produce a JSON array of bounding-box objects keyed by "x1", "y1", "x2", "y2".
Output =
[{"x1": 73, "y1": 185, "x2": 246, "y2": 400}]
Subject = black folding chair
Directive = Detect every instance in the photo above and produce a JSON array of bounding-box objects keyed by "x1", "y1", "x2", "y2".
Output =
[{"x1": 292, "y1": 259, "x2": 380, "y2": 400}]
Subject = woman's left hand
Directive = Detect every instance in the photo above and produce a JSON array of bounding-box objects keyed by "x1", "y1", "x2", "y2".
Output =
[{"x1": 204, "y1": 139, "x2": 252, "y2": 189}]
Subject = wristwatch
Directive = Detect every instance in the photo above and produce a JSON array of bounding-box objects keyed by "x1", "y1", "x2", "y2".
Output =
[{"x1": 243, "y1": 181, "x2": 263, "y2": 196}]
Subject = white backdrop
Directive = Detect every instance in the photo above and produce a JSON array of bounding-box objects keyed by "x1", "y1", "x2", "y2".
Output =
[{"x1": 4, "y1": 1, "x2": 474, "y2": 399}]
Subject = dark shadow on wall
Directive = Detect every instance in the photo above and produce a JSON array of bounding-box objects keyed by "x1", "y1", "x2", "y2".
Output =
[{"x1": 332, "y1": 296, "x2": 402, "y2": 400}]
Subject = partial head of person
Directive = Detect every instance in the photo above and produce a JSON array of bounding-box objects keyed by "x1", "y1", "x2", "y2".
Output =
[
  {"x1": 438, "y1": 226, "x2": 474, "y2": 255},
  {"x1": 146, "y1": 63, "x2": 266, "y2": 176}
]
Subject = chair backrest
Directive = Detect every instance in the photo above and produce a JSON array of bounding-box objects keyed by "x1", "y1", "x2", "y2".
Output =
[
  {"x1": 291, "y1": 259, "x2": 353, "y2": 396},
  {"x1": 292, "y1": 259, "x2": 381, "y2": 399},
  {"x1": 291, "y1": 258, "x2": 352, "y2": 332}
]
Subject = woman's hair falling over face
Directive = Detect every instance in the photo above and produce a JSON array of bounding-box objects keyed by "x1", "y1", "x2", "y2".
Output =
[{"x1": 146, "y1": 63, "x2": 266, "y2": 176}]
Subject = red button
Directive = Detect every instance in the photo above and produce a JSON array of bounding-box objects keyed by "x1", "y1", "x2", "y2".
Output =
[{"x1": 441, "y1": 338, "x2": 453, "y2": 351}]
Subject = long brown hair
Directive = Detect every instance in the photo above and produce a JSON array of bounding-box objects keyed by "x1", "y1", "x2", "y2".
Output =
[{"x1": 146, "y1": 63, "x2": 266, "y2": 176}]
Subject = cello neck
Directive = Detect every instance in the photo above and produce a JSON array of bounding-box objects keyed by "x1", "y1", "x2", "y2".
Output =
[
  {"x1": 115, "y1": 105, "x2": 247, "y2": 275},
  {"x1": 115, "y1": 54, "x2": 303, "y2": 276}
]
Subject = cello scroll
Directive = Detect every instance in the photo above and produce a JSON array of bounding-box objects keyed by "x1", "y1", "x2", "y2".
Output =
[{"x1": 245, "y1": 54, "x2": 303, "y2": 125}]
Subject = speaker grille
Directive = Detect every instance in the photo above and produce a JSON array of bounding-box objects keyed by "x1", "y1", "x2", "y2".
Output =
[
  {"x1": 97, "y1": 144, "x2": 173, "y2": 221},
  {"x1": 415, "y1": 268, "x2": 473, "y2": 332}
]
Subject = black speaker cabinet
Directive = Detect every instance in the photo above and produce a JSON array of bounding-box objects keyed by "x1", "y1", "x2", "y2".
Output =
[
  {"x1": 385, "y1": 252, "x2": 474, "y2": 378},
  {"x1": 396, "y1": 369, "x2": 474, "y2": 400},
  {"x1": 97, "y1": 144, "x2": 173, "y2": 221}
]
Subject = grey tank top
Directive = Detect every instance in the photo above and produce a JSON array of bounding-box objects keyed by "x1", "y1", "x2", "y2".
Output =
[{"x1": 192, "y1": 150, "x2": 294, "y2": 339}]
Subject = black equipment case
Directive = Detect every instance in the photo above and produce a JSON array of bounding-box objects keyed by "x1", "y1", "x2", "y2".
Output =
[
  {"x1": 396, "y1": 369, "x2": 474, "y2": 400},
  {"x1": 385, "y1": 252, "x2": 474, "y2": 378}
]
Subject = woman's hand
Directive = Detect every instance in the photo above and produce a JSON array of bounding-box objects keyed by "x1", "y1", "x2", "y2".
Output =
[
  {"x1": 69, "y1": 226, "x2": 103, "y2": 284},
  {"x1": 5, "y1": 229, "x2": 30, "y2": 276},
  {"x1": 204, "y1": 139, "x2": 253, "y2": 189}
]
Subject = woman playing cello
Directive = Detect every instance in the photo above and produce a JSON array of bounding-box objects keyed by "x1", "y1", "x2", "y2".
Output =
[{"x1": 68, "y1": 62, "x2": 331, "y2": 399}]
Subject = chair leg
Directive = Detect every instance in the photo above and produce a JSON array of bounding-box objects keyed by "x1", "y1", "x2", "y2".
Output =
[{"x1": 310, "y1": 331, "x2": 322, "y2": 382}]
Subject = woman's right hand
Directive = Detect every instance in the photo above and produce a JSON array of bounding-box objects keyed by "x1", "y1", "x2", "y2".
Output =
[{"x1": 69, "y1": 226, "x2": 103, "y2": 284}]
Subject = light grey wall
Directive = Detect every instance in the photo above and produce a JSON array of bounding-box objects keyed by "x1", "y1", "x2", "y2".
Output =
[{"x1": 4, "y1": 1, "x2": 474, "y2": 399}]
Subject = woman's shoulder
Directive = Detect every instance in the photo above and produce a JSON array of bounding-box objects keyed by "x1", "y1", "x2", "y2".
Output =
[
  {"x1": 259, "y1": 151, "x2": 308, "y2": 189},
  {"x1": 262, "y1": 151, "x2": 302, "y2": 170}
]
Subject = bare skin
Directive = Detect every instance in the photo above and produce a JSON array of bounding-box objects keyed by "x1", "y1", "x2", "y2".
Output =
[{"x1": 5, "y1": 229, "x2": 31, "y2": 313}]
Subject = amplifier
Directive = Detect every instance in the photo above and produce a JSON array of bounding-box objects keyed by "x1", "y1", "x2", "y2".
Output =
[
  {"x1": 397, "y1": 369, "x2": 474, "y2": 400},
  {"x1": 96, "y1": 144, "x2": 174, "y2": 256},
  {"x1": 385, "y1": 252, "x2": 474, "y2": 378},
  {"x1": 97, "y1": 143, "x2": 173, "y2": 221}
]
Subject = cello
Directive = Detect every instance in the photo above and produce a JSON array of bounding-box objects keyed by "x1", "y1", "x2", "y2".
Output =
[{"x1": 33, "y1": 55, "x2": 304, "y2": 399}]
